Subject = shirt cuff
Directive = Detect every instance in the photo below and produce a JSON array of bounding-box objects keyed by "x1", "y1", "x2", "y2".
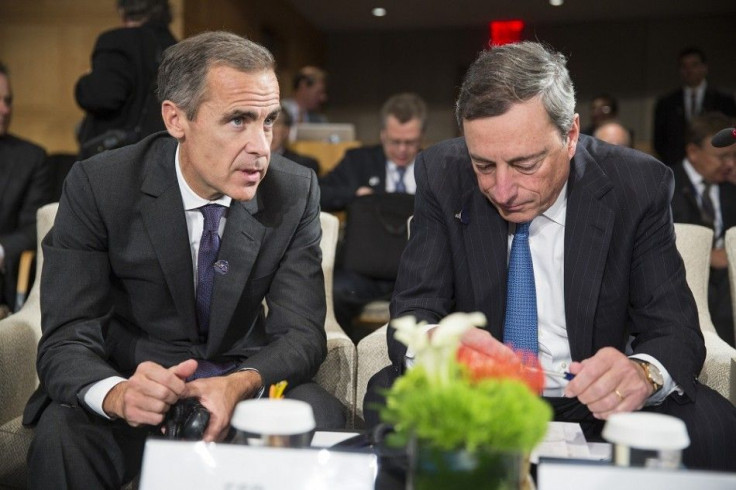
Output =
[
  {"x1": 0, "y1": 243, "x2": 5, "y2": 271},
  {"x1": 404, "y1": 324, "x2": 438, "y2": 369},
  {"x1": 80, "y1": 376, "x2": 127, "y2": 419},
  {"x1": 629, "y1": 354, "x2": 682, "y2": 405},
  {"x1": 237, "y1": 367, "x2": 265, "y2": 399}
]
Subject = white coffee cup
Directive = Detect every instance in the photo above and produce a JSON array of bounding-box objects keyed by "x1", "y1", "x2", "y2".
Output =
[
  {"x1": 231, "y1": 399, "x2": 315, "y2": 448},
  {"x1": 602, "y1": 412, "x2": 690, "y2": 469}
]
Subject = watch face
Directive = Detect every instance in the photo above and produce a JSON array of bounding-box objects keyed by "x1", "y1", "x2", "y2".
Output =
[{"x1": 648, "y1": 364, "x2": 664, "y2": 386}]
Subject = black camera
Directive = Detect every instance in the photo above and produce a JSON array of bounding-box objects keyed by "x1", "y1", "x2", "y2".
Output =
[{"x1": 161, "y1": 398, "x2": 210, "y2": 441}]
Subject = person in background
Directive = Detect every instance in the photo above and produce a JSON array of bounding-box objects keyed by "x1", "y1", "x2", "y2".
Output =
[
  {"x1": 281, "y1": 66, "x2": 328, "y2": 124},
  {"x1": 270, "y1": 104, "x2": 319, "y2": 174},
  {"x1": 24, "y1": 32, "x2": 344, "y2": 489},
  {"x1": 365, "y1": 42, "x2": 736, "y2": 472},
  {"x1": 593, "y1": 120, "x2": 631, "y2": 147},
  {"x1": 653, "y1": 47, "x2": 736, "y2": 166},
  {"x1": 581, "y1": 93, "x2": 618, "y2": 135},
  {"x1": 670, "y1": 112, "x2": 736, "y2": 347},
  {"x1": 75, "y1": 0, "x2": 177, "y2": 158},
  {"x1": 320, "y1": 93, "x2": 427, "y2": 338},
  {"x1": 0, "y1": 61, "x2": 51, "y2": 318}
]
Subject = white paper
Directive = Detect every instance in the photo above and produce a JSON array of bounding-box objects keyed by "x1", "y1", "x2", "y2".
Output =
[{"x1": 531, "y1": 421, "x2": 604, "y2": 463}]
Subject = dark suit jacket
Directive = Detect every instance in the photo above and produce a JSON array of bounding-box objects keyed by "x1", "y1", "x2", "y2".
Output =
[
  {"x1": 388, "y1": 135, "x2": 704, "y2": 401},
  {"x1": 24, "y1": 133, "x2": 327, "y2": 424},
  {"x1": 653, "y1": 86, "x2": 736, "y2": 166},
  {"x1": 75, "y1": 22, "x2": 176, "y2": 152},
  {"x1": 319, "y1": 145, "x2": 387, "y2": 211},
  {"x1": 0, "y1": 134, "x2": 51, "y2": 308},
  {"x1": 282, "y1": 148, "x2": 319, "y2": 175}
]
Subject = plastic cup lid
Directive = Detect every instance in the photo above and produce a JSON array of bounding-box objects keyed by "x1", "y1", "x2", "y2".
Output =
[
  {"x1": 602, "y1": 412, "x2": 690, "y2": 450},
  {"x1": 232, "y1": 399, "x2": 315, "y2": 435}
]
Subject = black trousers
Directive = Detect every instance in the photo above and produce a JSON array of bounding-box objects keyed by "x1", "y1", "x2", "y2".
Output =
[
  {"x1": 364, "y1": 365, "x2": 736, "y2": 473},
  {"x1": 27, "y1": 382, "x2": 345, "y2": 489},
  {"x1": 333, "y1": 269, "x2": 395, "y2": 338}
]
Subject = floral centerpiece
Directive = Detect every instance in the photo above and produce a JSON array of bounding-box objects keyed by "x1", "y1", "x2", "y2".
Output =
[{"x1": 380, "y1": 312, "x2": 552, "y2": 489}]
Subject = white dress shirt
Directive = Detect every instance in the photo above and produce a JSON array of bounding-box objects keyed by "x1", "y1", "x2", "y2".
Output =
[
  {"x1": 683, "y1": 158, "x2": 724, "y2": 246},
  {"x1": 684, "y1": 81, "x2": 706, "y2": 121},
  {"x1": 385, "y1": 160, "x2": 417, "y2": 194},
  {"x1": 82, "y1": 145, "x2": 231, "y2": 418}
]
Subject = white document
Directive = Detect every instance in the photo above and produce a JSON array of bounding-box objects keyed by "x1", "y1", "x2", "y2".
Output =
[
  {"x1": 531, "y1": 421, "x2": 608, "y2": 463},
  {"x1": 139, "y1": 439, "x2": 377, "y2": 490}
]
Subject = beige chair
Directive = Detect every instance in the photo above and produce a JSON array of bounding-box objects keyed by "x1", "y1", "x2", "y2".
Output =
[
  {"x1": 0, "y1": 206, "x2": 357, "y2": 487},
  {"x1": 677, "y1": 223, "x2": 736, "y2": 404},
  {"x1": 356, "y1": 323, "x2": 390, "y2": 425},
  {"x1": 0, "y1": 202, "x2": 56, "y2": 488},
  {"x1": 723, "y1": 227, "x2": 736, "y2": 346}
]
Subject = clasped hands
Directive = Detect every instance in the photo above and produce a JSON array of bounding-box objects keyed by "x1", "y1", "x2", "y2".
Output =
[
  {"x1": 460, "y1": 329, "x2": 654, "y2": 419},
  {"x1": 102, "y1": 359, "x2": 263, "y2": 442}
]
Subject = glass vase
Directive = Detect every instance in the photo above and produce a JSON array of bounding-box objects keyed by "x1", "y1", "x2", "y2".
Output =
[{"x1": 408, "y1": 441, "x2": 525, "y2": 490}]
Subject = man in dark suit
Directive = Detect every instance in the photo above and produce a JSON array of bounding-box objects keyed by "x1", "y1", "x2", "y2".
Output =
[
  {"x1": 0, "y1": 61, "x2": 51, "y2": 316},
  {"x1": 24, "y1": 32, "x2": 344, "y2": 488},
  {"x1": 367, "y1": 42, "x2": 736, "y2": 472},
  {"x1": 671, "y1": 112, "x2": 736, "y2": 346},
  {"x1": 76, "y1": 0, "x2": 177, "y2": 158},
  {"x1": 653, "y1": 47, "x2": 736, "y2": 167},
  {"x1": 319, "y1": 93, "x2": 426, "y2": 338},
  {"x1": 271, "y1": 104, "x2": 319, "y2": 174}
]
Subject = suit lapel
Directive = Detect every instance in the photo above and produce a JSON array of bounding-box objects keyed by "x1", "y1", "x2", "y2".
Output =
[
  {"x1": 564, "y1": 148, "x2": 615, "y2": 360},
  {"x1": 206, "y1": 197, "x2": 265, "y2": 353},
  {"x1": 140, "y1": 145, "x2": 199, "y2": 341},
  {"x1": 462, "y1": 186, "x2": 508, "y2": 339}
]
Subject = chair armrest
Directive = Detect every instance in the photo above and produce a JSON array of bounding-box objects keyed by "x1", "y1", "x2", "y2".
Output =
[
  {"x1": 356, "y1": 324, "x2": 391, "y2": 424},
  {"x1": 315, "y1": 318, "x2": 357, "y2": 428},
  {"x1": 700, "y1": 330, "x2": 736, "y2": 405},
  {"x1": 14, "y1": 250, "x2": 36, "y2": 311},
  {"x1": 0, "y1": 315, "x2": 39, "y2": 426}
]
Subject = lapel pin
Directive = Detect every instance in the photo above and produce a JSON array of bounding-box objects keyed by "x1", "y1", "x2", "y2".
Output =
[
  {"x1": 214, "y1": 260, "x2": 229, "y2": 275},
  {"x1": 368, "y1": 176, "x2": 380, "y2": 187},
  {"x1": 455, "y1": 208, "x2": 469, "y2": 225}
]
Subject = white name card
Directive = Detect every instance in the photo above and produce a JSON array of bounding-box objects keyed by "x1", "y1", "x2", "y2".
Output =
[{"x1": 139, "y1": 439, "x2": 377, "y2": 490}]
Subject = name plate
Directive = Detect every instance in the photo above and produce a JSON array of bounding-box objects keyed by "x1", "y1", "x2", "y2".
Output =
[{"x1": 139, "y1": 439, "x2": 377, "y2": 489}]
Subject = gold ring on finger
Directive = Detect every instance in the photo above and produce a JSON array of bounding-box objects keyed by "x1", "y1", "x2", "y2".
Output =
[{"x1": 614, "y1": 389, "x2": 625, "y2": 402}]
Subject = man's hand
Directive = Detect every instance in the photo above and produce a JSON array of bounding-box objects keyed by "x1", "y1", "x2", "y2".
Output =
[
  {"x1": 183, "y1": 370, "x2": 263, "y2": 442},
  {"x1": 711, "y1": 248, "x2": 728, "y2": 269},
  {"x1": 459, "y1": 327, "x2": 517, "y2": 361},
  {"x1": 102, "y1": 359, "x2": 198, "y2": 426},
  {"x1": 564, "y1": 347, "x2": 653, "y2": 419},
  {"x1": 355, "y1": 186, "x2": 374, "y2": 197}
]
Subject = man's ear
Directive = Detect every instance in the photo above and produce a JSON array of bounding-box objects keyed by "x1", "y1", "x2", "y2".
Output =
[
  {"x1": 685, "y1": 142, "x2": 699, "y2": 164},
  {"x1": 161, "y1": 100, "x2": 187, "y2": 139}
]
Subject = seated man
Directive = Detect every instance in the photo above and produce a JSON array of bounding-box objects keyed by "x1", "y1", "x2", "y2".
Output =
[
  {"x1": 271, "y1": 104, "x2": 319, "y2": 174},
  {"x1": 0, "y1": 61, "x2": 51, "y2": 316},
  {"x1": 319, "y1": 93, "x2": 427, "y2": 337},
  {"x1": 24, "y1": 32, "x2": 344, "y2": 489},
  {"x1": 670, "y1": 112, "x2": 736, "y2": 346},
  {"x1": 281, "y1": 66, "x2": 328, "y2": 124},
  {"x1": 366, "y1": 42, "x2": 736, "y2": 472}
]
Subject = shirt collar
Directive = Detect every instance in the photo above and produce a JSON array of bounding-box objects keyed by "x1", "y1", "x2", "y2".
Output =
[
  {"x1": 175, "y1": 144, "x2": 232, "y2": 211},
  {"x1": 540, "y1": 181, "x2": 568, "y2": 227},
  {"x1": 682, "y1": 158, "x2": 706, "y2": 187},
  {"x1": 387, "y1": 160, "x2": 415, "y2": 172}
]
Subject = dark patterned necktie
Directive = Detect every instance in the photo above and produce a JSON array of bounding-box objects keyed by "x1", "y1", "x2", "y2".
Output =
[
  {"x1": 196, "y1": 204, "x2": 225, "y2": 338},
  {"x1": 502, "y1": 222, "x2": 538, "y2": 355},
  {"x1": 395, "y1": 166, "x2": 407, "y2": 193},
  {"x1": 700, "y1": 183, "x2": 715, "y2": 229}
]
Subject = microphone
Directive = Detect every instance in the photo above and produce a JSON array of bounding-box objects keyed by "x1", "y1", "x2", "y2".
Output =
[{"x1": 711, "y1": 127, "x2": 736, "y2": 148}]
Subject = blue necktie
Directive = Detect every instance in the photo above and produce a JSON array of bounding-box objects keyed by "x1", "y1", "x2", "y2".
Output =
[
  {"x1": 196, "y1": 204, "x2": 225, "y2": 338},
  {"x1": 395, "y1": 167, "x2": 407, "y2": 193},
  {"x1": 502, "y1": 222, "x2": 538, "y2": 354}
]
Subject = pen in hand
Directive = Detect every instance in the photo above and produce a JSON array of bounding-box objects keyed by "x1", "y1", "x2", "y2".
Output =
[{"x1": 543, "y1": 370, "x2": 575, "y2": 381}]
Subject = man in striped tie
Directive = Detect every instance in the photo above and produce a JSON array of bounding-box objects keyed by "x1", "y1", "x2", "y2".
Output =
[{"x1": 367, "y1": 41, "x2": 736, "y2": 472}]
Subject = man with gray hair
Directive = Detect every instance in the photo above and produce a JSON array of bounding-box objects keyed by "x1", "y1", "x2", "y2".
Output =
[
  {"x1": 25, "y1": 31, "x2": 344, "y2": 488},
  {"x1": 366, "y1": 42, "x2": 736, "y2": 471}
]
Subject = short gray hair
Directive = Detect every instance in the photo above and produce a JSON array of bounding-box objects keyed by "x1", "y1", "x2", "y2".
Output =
[
  {"x1": 380, "y1": 92, "x2": 428, "y2": 130},
  {"x1": 157, "y1": 31, "x2": 275, "y2": 120},
  {"x1": 455, "y1": 42, "x2": 576, "y2": 139}
]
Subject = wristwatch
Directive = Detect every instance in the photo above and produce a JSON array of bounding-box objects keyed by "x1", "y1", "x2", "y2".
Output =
[{"x1": 631, "y1": 359, "x2": 664, "y2": 394}]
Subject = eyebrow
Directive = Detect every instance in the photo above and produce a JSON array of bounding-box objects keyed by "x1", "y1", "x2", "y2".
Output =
[
  {"x1": 221, "y1": 109, "x2": 257, "y2": 124},
  {"x1": 469, "y1": 149, "x2": 547, "y2": 166}
]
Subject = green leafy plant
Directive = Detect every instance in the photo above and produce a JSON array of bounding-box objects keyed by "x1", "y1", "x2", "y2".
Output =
[{"x1": 381, "y1": 313, "x2": 552, "y2": 453}]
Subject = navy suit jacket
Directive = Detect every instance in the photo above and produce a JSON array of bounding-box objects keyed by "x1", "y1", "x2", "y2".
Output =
[
  {"x1": 0, "y1": 134, "x2": 50, "y2": 307},
  {"x1": 24, "y1": 133, "x2": 326, "y2": 424},
  {"x1": 319, "y1": 145, "x2": 387, "y2": 211},
  {"x1": 653, "y1": 86, "x2": 736, "y2": 166},
  {"x1": 388, "y1": 135, "x2": 705, "y2": 401}
]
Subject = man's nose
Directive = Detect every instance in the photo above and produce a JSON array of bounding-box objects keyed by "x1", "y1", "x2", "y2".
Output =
[
  {"x1": 488, "y1": 166, "x2": 516, "y2": 203},
  {"x1": 246, "y1": 128, "x2": 270, "y2": 156}
]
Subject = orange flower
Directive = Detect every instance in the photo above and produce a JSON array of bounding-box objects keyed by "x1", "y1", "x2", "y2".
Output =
[{"x1": 456, "y1": 344, "x2": 545, "y2": 394}]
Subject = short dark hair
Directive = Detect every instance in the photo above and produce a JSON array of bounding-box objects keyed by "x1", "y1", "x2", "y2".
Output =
[
  {"x1": 591, "y1": 93, "x2": 618, "y2": 116},
  {"x1": 679, "y1": 47, "x2": 707, "y2": 64},
  {"x1": 292, "y1": 66, "x2": 326, "y2": 91},
  {"x1": 456, "y1": 42, "x2": 576, "y2": 139},
  {"x1": 687, "y1": 112, "x2": 733, "y2": 146},
  {"x1": 157, "y1": 31, "x2": 275, "y2": 120},
  {"x1": 278, "y1": 103, "x2": 294, "y2": 127},
  {"x1": 117, "y1": 0, "x2": 172, "y2": 24},
  {"x1": 0, "y1": 61, "x2": 9, "y2": 77},
  {"x1": 380, "y1": 93, "x2": 428, "y2": 130}
]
